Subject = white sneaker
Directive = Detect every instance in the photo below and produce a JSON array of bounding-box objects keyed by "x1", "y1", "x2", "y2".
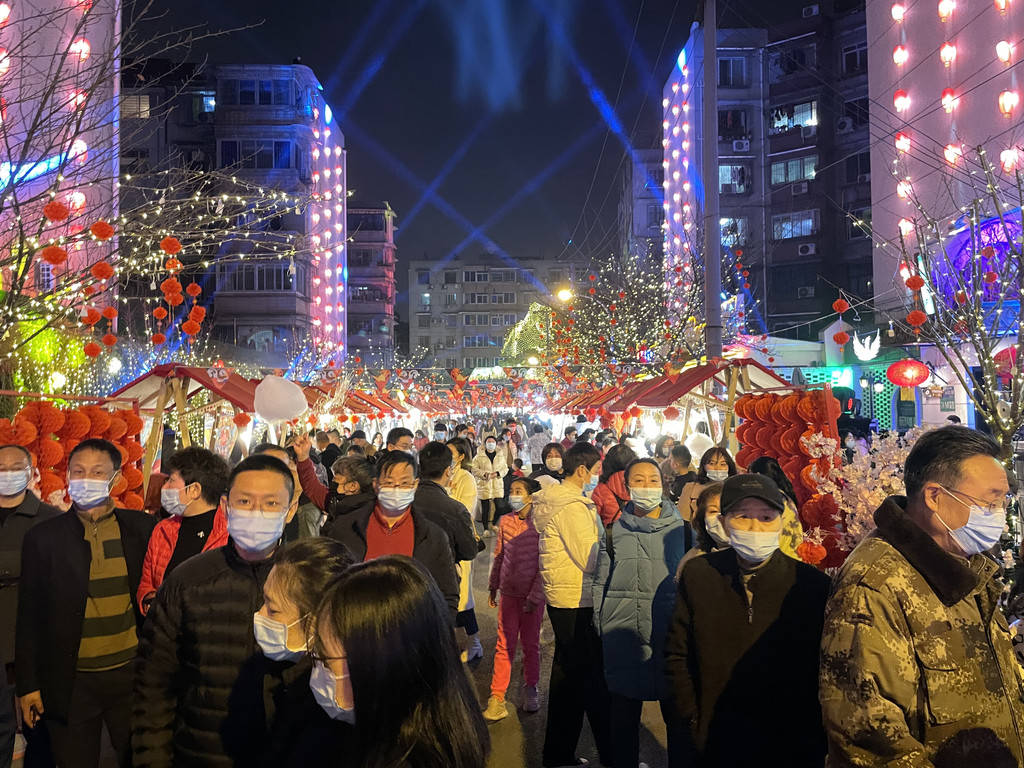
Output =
[{"x1": 460, "y1": 636, "x2": 483, "y2": 662}]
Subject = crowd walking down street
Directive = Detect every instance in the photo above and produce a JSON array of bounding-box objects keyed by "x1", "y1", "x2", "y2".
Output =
[{"x1": 0, "y1": 419, "x2": 1023, "y2": 768}]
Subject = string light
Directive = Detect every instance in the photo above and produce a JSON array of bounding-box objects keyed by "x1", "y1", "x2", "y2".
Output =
[{"x1": 997, "y1": 40, "x2": 1013, "y2": 63}]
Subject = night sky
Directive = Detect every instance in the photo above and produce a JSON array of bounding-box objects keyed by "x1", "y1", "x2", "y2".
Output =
[{"x1": 150, "y1": 0, "x2": 803, "y2": 302}]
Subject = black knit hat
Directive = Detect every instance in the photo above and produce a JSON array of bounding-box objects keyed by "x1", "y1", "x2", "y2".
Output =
[{"x1": 721, "y1": 473, "x2": 785, "y2": 514}]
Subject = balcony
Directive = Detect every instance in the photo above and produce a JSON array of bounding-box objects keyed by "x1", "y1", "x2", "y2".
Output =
[
  {"x1": 214, "y1": 290, "x2": 310, "y2": 318},
  {"x1": 217, "y1": 105, "x2": 313, "y2": 127},
  {"x1": 348, "y1": 299, "x2": 392, "y2": 315}
]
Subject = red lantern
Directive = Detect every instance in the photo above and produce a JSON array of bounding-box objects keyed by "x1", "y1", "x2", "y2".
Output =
[
  {"x1": 101, "y1": 333, "x2": 118, "y2": 347},
  {"x1": 886, "y1": 359, "x2": 929, "y2": 387},
  {"x1": 160, "y1": 236, "x2": 182, "y2": 255},
  {"x1": 906, "y1": 309, "x2": 928, "y2": 328},
  {"x1": 151, "y1": 333, "x2": 166, "y2": 345},
  {"x1": 82, "y1": 308, "x2": 100, "y2": 326},
  {"x1": 160, "y1": 277, "x2": 182, "y2": 295},
  {"x1": 664, "y1": 406, "x2": 680, "y2": 421},
  {"x1": 832, "y1": 298, "x2": 850, "y2": 314},
  {"x1": 833, "y1": 331, "x2": 850, "y2": 347},
  {"x1": 153, "y1": 307, "x2": 168, "y2": 320},
  {"x1": 233, "y1": 413, "x2": 252, "y2": 428},
  {"x1": 90, "y1": 262, "x2": 114, "y2": 280},
  {"x1": 181, "y1": 320, "x2": 201, "y2": 336},
  {"x1": 188, "y1": 306, "x2": 206, "y2": 322},
  {"x1": 905, "y1": 274, "x2": 925, "y2": 291},
  {"x1": 165, "y1": 257, "x2": 183, "y2": 273},
  {"x1": 166, "y1": 293, "x2": 184, "y2": 306},
  {"x1": 101, "y1": 306, "x2": 117, "y2": 320},
  {"x1": 43, "y1": 200, "x2": 70, "y2": 222},
  {"x1": 83, "y1": 341, "x2": 101, "y2": 358},
  {"x1": 955, "y1": 290, "x2": 968, "y2": 305},
  {"x1": 629, "y1": 406, "x2": 642, "y2": 418},
  {"x1": 40, "y1": 245, "x2": 67, "y2": 265},
  {"x1": 984, "y1": 271, "x2": 999, "y2": 284},
  {"x1": 185, "y1": 282, "x2": 202, "y2": 297}
]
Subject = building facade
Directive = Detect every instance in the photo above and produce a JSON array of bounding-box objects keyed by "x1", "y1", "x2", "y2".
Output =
[
  {"x1": 618, "y1": 147, "x2": 666, "y2": 272},
  {"x1": 406, "y1": 254, "x2": 586, "y2": 372},
  {"x1": 663, "y1": 1, "x2": 872, "y2": 339},
  {"x1": 120, "y1": 62, "x2": 348, "y2": 360},
  {"x1": 347, "y1": 202, "x2": 397, "y2": 366}
]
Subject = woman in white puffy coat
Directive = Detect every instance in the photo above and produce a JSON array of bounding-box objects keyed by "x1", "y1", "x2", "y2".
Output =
[{"x1": 473, "y1": 437, "x2": 508, "y2": 536}]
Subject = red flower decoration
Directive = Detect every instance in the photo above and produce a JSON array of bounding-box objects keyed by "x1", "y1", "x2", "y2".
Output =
[
  {"x1": 233, "y1": 413, "x2": 252, "y2": 428},
  {"x1": 40, "y1": 245, "x2": 67, "y2": 265},
  {"x1": 832, "y1": 298, "x2": 850, "y2": 314},
  {"x1": 164, "y1": 257, "x2": 183, "y2": 272},
  {"x1": 181, "y1": 320, "x2": 201, "y2": 336},
  {"x1": 160, "y1": 236, "x2": 182, "y2": 255},
  {"x1": 82, "y1": 308, "x2": 101, "y2": 326},
  {"x1": 90, "y1": 262, "x2": 114, "y2": 280},
  {"x1": 984, "y1": 271, "x2": 999, "y2": 284},
  {"x1": 89, "y1": 221, "x2": 115, "y2": 241},
  {"x1": 151, "y1": 333, "x2": 166, "y2": 345},
  {"x1": 101, "y1": 306, "x2": 117, "y2": 320},
  {"x1": 83, "y1": 341, "x2": 101, "y2": 358},
  {"x1": 43, "y1": 200, "x2": 70, "y2": 222},
  {"x1": 905, "y1": 275, "x2": 925, "y2": 291},
  {"x1": 166, "y1": 293, "x2": 184, "y2": 306},
  {"x1": 906, "y1": 309, "x2": 928, "y2": 327},
  {"x1": 160, "y1": 278, "x2": 182, "y2": 295},
  {"x1": 101, "y1": 333, "x2": 118, "y2": 347},
  {"x1": 185, "y1": 282, "x2": 202, "y2": 297},
  {"x1": 153, "y1": 307, "x2": 168, "y2": 320}
]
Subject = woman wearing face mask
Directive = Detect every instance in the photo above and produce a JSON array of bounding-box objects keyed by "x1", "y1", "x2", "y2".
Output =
[
  {"x1": 483, "y1": 478, "x2": 544, "y2": 722},
  {"x1": 529, "y1": 443, "x2": 566, "y2": 488},
  {"x1": 254, "y1": 538, "x2": 355, "y2": 766},
  {"x1": 472, "y1": 434, "x2": 508, "y2": 537},
  {"x1": 591, "y1": 443, "x2": 638, "y2": 528},
  {"x1": 678, "y1": 447, "x2": 737, "y2": 523},
  {"x1": 309, "y1": 555, "x2": 490, "y2": 768},
  {"x1": 593, "y1": 459, "x2": 691, "y2": 768},
  {"x1": 676, "y1": 483, "x2": 727, "y2": 576},
  {"x1": 446, "y1": 438, "x2": 479, "y2": 518},
  {"x1": 665, "y1": 473, "x2": 831, "y2": 767}
]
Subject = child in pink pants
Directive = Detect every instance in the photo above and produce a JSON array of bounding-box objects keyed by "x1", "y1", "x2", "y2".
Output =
[{"x1": 483, "y1": 477, "x2": 544, "y2": 721}]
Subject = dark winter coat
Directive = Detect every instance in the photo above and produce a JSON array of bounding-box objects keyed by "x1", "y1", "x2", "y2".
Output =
[
  {"x1": 15, "y1": 507, "x2": 155, "y2": 722},
  {"x1": 413, "y1": 480, "x2": 480, "y2": 562},
  {"x1": 326, "y1": 506, "x2": 459, "y2": 621},
  {"x1": 0, "y1": 493, "x2": 60, "y2": 666},
  {"x1": 132, "y1": 540, "x2": 276, "y2": 768},
  {"x1": 320, "y1": 491, "x2": 376, "y2": 536},
  {"x1": 665, "y1": 548, "x2": 830, "y2": 767}
]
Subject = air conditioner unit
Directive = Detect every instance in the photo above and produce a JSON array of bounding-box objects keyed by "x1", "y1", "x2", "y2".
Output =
[
  {"x1": 836, "y1": 117, "x2": 854, "y2": 133},
  {"x1": 798, "y1": 243, "x2": 818, "y2": 256},
  {"x1": 801, "y1": 125, "x2": 817, "y2": 139},
  {"x1": 792, "y1": 181, "x2": 809, "y2": 195},
  {"x1": 857, "y1": 173, "x2": 871, "y2": 183},
  {"x1": 732, "y1": 139, "x2": 750, "y2": 152},
  {"x1": 802, "y1": 3, "x2": 820, "y2": 17},
  {"x1": 797, "y1": 286, "x2": 816, "y2": 298}
]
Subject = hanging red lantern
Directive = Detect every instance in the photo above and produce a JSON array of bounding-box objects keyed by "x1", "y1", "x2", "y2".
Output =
[
  {"x1": 886, "y1": 359, "x2": 929, "y2": 387},
  {"x1": 101, "y1": 333, "x2": 117, "y2": 347},
  {"x1": 233, "y1": 413, "x2": 252, "y2": 428},
  {"x1": 832, "y1": 298, "x2": 850, "y2": 314},
  {"x1": 83, "y1": 341, "x2": 101, "y2": 358},
  {"x1": 89, "y1": 221, "x2": 115, "y2": 241},
  {"x1": 153, "y1": 307, "x2": 168, "y2": 320},
  {"x1": 101, "y1": 306, "x2": 117, "y2": 320},
  {"x1": 905, "y1": 275, "x2": 925, "y2": 291},
  {"x1": 629, "y1": 406, "x2": 642, "y2": 418},
  {"x1": 160, "y1": 236, "x2": 182, "y2": 255},
  {"x1": 39, "y1": 245, "x2": 67, "y2": 265},
  {"x1": 82, "y1": 308, "x2": 100, "y2": 326},
  {"x1": 955, "y1": 290, "x2": 968, "y2": 305},
  {"x1": 188, "y1": 306, "x2": 206, "y2": 322},
  {"x1": 160, "y1": 277, "x2": 182, "y2": 295},
  {"x1": 90, "y1": 261, "x2": 114, "y2": 280},
  {"x1": 664, "y1": 406, "x2": 680, "y2": 421},
  {"x1": 151, "y1": 333, "x2": 166, "y2": 345},
  {"x1": 165, "y1": 257, "x2": 183, "y2": 272},
  {"x1": 166, "y1": 293, "x2": 184, "y2": 306},
  {"x1": 181, "y1": 320, "x2": 201, "y2": 336},
  {"x1": 833, "y1": 331, "x2": 851, "y2": 347},
  {"x1": 185, "y1": 282, "x2": 202, "y2": 297},
  {"x1": 906, "y1": 309, "x2": 928, "y2": 329},
  {"x1": 43, "y1": 200, "x2": 70, "y2": 222},
  {"x1": 984, "y1": 270, "x2": 999, "y2": 284}
]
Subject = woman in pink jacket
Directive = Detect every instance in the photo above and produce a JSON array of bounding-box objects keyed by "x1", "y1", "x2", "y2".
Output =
[{"x1": 483, "y1": 476, "x2": 545, "y2": 722}]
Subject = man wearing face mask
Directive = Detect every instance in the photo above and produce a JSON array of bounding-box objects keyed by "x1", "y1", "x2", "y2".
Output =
[
  {"x1": 136, "y1": 447, "x2": 230, "y2": 615},
  {"x1": 16, "y1": 438, "x2": 156, "y2": 768},
  {"x1": 665, "y1": 473, "x2": 830, "y2": 767},
  {"x1": 133, "y1": 454, "x2": 299, "y2": 768},
  {"x1": 384, "y1": 427, "x2": 415, "y2": 458},
  {"x1": 822, "y1": 426, "x2": 1024, "y2": 766},
  {"x1": 324, "y1": 451, "x2": 459, "y2": 622},
  {"x1": 535, "y1": 442, "x2": 613, "y2": 768},
  {"x1": 0, "y1": 444, "x2": 60, "y2": 768}
]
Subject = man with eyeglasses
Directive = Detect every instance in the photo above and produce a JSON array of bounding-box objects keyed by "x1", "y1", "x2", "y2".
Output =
[
  {"x1": 324, "y1": 451, "x2": 459, "y2": 622},
  {"x1": 133, "y1": 454, "x2": 303, "y2": 767},
  {"x1": 821, "y1": 425, "x2": 1024, "y2": 766}
]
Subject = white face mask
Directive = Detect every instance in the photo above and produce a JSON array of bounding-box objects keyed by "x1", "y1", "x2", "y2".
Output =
[
  {"x1": 161, "y1": 486, "x2": 189, "y2": 517},
  {"x1": 630, "y1": 488, "x2": 662, "y2": 512},
  {"x1": 378, "y1": 487, "x2": 416, "y2": 514},
  {"x1": 704, "y1": 514, "x2": 729, "y2": 547},
  {"x1": 546, "y1": 457, "x2": 563, "y2": 472},
  {"x1": 935, "y1": 487, "x2": 1007, "y2": 556},
  {"x1": 310, "y1": 660, "x2": 355, "y2": 723},
  {"x1": 0, "y1": 468, "x2": 30, "y2": 496},
  {"x1": 68, "y1": 477, "x2": 114, "y2": 509},
  {"x1": 729, "y1": 527, "x2": 780, "y2": 563},
  {"x1": 706, "y1": 469, "x2": 730, "y2": 482},
  {"x1": 226, "y1": 506, "x2": 286, "y2": 553},
  {"x1": 253, "y1": 611, "x2": 306, "y2": 661}
]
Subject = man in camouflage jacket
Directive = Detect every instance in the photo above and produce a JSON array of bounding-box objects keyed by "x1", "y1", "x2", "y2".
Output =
[{"x1": 821, "y1": 426, "x2": 1024, "y2": 767}]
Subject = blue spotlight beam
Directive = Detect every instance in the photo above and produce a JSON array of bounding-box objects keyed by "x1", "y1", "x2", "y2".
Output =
[
  {"x1": 323, "y1": 0, "x2": 399, "y2": 95},
  {"x1": 597, "y1": 0, "x2": 662, "y2": 101}
]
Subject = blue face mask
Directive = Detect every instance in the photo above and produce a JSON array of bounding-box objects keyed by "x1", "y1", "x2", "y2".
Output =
[
  {"x1": 936, "y1": 487, "x2": 1007, "y2": 556},
  {"x1": 253, "y1": 612, "x2": 305, "y2": 662},
  {"x1": 310, "y1": 660, "x2": 355, "y2": 723},
  {"x1": 583, "y1": 475, "x2": 599, "y2": 495}
]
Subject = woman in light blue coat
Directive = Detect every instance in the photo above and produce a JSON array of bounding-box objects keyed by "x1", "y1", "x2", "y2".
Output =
[{"x1": 593, "y1": 457, "x2": 692, "y2": 768}]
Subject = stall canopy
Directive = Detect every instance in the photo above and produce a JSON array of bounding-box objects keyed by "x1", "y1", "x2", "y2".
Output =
[
  {"x1": 111, "y1": 363, "x2": 258, "y2": 413},
  {"x1": 635, "y1": 359, "x2": 787, "y2": 408}
]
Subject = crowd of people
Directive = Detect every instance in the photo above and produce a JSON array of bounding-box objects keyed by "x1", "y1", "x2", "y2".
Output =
[{"x1": 0, "y1": 413, "x2": 1021, "y2": 768}]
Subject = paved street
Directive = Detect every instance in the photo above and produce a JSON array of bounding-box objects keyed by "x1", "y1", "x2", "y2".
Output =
[{"x1": 465, "y1": 535, "x2": 671, "y2": 768}]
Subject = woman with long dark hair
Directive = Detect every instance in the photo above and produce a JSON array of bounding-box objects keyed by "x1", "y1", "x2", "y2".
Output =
[
  {"x1": 591, "y1": 443, "x2": 638, "y2": 527},
  {"x1": 309, "y1": 556, "x2": 490, "y2": 768},
  {"x1": 678, "y1": 447, "x2": 737, "y2": 522}
]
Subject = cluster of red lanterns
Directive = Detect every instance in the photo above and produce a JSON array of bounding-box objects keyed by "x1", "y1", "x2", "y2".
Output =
[{"x1": 150, "y1": 237, "x2": 206, "y2": 345}]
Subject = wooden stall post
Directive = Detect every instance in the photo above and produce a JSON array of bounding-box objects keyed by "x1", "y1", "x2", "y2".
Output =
[
  {"x1": 142, "y1": 380, "x2": 171, "y2": 494},
  {"x1": 722, "y1": 366, "x2": 740, "y2": 455},
  {"x1": 171, "y1": 377, "x2": 192, "y2": 447}
]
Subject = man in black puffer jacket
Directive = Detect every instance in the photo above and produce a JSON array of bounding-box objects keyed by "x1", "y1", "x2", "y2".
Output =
[{"x1": 133, "y1": 455, "x2": 299, "y2": 768}]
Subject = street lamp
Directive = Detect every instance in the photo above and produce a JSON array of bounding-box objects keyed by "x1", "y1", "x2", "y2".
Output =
[{"x1": 556, "y1": 288, "x2": 573, "y2": 303}]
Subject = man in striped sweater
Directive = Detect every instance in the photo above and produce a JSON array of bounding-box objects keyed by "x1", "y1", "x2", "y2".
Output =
[{"x1": 16, "y1": 438, "x2": 155, "y2": 768}]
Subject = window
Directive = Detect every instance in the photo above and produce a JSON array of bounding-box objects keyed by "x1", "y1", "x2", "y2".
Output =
[
  {"x1": 492, "y1": 270, "x2": 517, "y2": 282},
  {"x1": 348, "y1": 212, "x2": 386, "y2": 232},
  {"x1": 416, "y1": 270, "x2": 430, "y2": 286},
  {"x1": 845, "y1": 151, "x2": 870, "y2": 183},
  {"x1": 417, "y1": 335, "x2": 431, "y2": 348},
  {"x1": 846, "y1": 262, "x2": 873, "y2": 296},
  {"x1": 463, "y1": 270, "x2": 489, "y2": 283},
  {"x1": 349, "y1": 285, "x2": 387, "y2": 302},
  {"x1": 718, "y1": 109, "x2": 747, "y2": 141},
  {"x1": 464, "y1": 334, "x2": 491, "y2": 348},
  {"x1": 445, "y1": 336, "x2": 457, "y2": 348},
  {"x1": 490, "y1": 292, "x2": 515, "y2": 304},
  {"x1": 35, "y1": 262, "x2": 55, "y2": 292},
  {"x1": 769, "y1": 101, "x2": 818, "y2": 134},
  {"x1": 417, "y1": 316, "x2": 431, "y2": 328},
  {"x1": 842, "y1": 41, "x2": 868, "y2": 74},
  {"x1": 643, "y1": 167, "x2": 665, "y2": 190},
  {"x1": 647, "y1": 203, "x2": 665, "y2": 228},
  {"x1": 353, "y1": 320, "x2": 374, "y2": 334},
  {"x1": 444, "y1": 270, "x2": 457, "y2": 284},
  {"x1": 216, "y1": 262, "x2": 297, "y2": 292},
  {"x1": 719, "y1": 164, "x2": 751, "y2": 194},
  {"x1": 548, "y1": 269, "x2": 565, "y2": 283},
  {"x1": 769, "y1": 46, "x2": 816, "y2": 82},
  {"x1": 444, "y1": 292, "x2": 458, "y2": 306},
  {"x1": 220, "y1": 80, "x2": 238, "y2": 106},
  {"x1": 772, "y1": 209, "x2": 820, "y2": 240},
  {"x1": 121, "y1": 93, "x2": 150, "y2": 119},
  {"x1": 843, "y1": 98, "x2": 869, "y2": 128},
  {"x1": 445, "y1": 315, "x2": 458, "y2": 328},
  {"x1": 847, "y1": 207, "x2": 872, "y2": 239},
  {"x1": 463, "y1": 313, "x2": 489, "y2": 326},
  {"x1": 467, "y1": 293, "x2": 490, "y2": 305},
  {"x1": 718, "y1": 57, "x2": 746, "y2": 87},
  {"x1": 272, "y1": 79, "x2": 291, "y2": 105},
  {"x1": 419, "y1": 292, "x2": 431, "y2": 309},
  {"x1": 273, "y1": 140, "x2": 291, "y2": 169},
  {"x1": 238, "y1": 80, "x2": 256, "y2": 105},
  {"x1": 198, "y1": 92, "x2": 216, "y2": 113},
  {"x1": 770, "y1": 155, "x2": 817, "y2": 185},
  {"x1": 720, "y1": 217, "x2": 749, "y2": 246},
  {"x1": 446, "y1": 358, "x2": 457, "y2": 369}
]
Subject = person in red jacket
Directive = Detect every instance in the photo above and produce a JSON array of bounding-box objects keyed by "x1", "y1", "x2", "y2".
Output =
[
  {"x1": 137, "y1": 447, "x2": 230, "y2": 614},
  {"x1": 484, "y1": 476, "x2": 545, "y2": 722},
  {"x1": 590, "y1": 443, "x2": 637, "y2": 527}
]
